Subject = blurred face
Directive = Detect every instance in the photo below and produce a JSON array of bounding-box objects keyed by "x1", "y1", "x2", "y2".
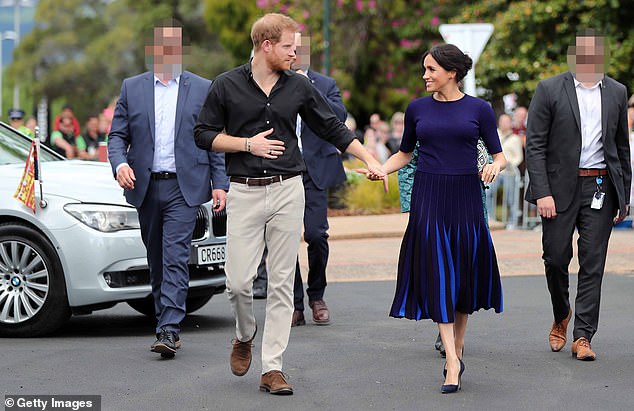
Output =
[
  {"x1": 60, "y1": 119, "x2": 74, "y2": 134},
  {"x1": 264, "y1": 30, "x2": 296, "y2": 72},
  {"x1": 10, "y1": 117, "x2": 23, "y2": 127},
  {"x1": 291, "y1": 33, "x2": 310, "y2": 71},
  {"x1": 146, "y1": 26, "x2": 183, "y2": 79},
  {"x1": 569, "y1": 35, "x2": 605, "y2": 84},
  {"x1": 86, "y1": 117, "x2": 98, "y2": 134},
  {"x1": 369, "y1": 114, "x2": 381, "y2": 129},
  {"x1": 514, "y1": 107, "x2": 528, "y2": 126},
  {"x1": 422, "y1": 54, "x2": 456, "y2": 93},
  {"x1": 498, "y1": 114, "x2": 513, "y2": 132}
]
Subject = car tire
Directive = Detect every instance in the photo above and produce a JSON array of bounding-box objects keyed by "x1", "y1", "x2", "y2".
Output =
[
  {"x1": 127, "y1": 293, "x2": 214, "y2": 317},
  {"x1": 0, "y1": 222, "x2": 71, "y2": 337}
]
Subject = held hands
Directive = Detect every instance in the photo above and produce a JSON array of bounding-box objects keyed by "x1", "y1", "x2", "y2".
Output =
[
  {"x1": 116, "y1": 165, "x2": 136, "y2": 190},
  {"x1": 537, "y1": 195, "x2": 557, "y2": 219},
  {"x1": 354, "y1": 159, "x2": 389, "y2": 192},
  {"x1": 247, "y1": 128, "x2": 286, "y2": 159}
]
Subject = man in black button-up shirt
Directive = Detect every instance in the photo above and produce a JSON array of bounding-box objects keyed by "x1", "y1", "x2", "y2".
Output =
[{"x1": 194, "y1": 13, "x2": 383, "y2": 395}]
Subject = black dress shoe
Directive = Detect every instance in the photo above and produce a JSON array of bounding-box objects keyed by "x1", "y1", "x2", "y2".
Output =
[
  {"x1": 253, "y1": 285, "x2": 267, "y2": 300},
  {"x1": 151, "y1": 328, "x2": 181, "y2": 358}
]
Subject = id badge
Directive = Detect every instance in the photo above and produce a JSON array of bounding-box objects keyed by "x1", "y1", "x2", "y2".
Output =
[{"x1": 591, "y1": 191, "x2": 605, "y2": 210}]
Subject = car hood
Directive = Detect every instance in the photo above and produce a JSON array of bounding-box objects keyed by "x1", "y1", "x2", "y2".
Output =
[{"x1": 3, "y1": 160, "x2": 129, "y2": 205}]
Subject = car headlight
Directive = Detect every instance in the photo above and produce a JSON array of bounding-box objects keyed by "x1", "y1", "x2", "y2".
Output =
[{"x1": 64, "y1": 203, "x2": 140, "y2": 232}]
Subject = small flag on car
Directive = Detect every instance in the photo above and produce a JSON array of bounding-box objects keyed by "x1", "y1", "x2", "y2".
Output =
[{"x1": 13, "y1": 137, "x2": 38, "y2": 213}]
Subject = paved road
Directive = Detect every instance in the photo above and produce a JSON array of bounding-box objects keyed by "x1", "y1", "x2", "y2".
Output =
[{"x1": 2, "y1": 274, "x2": 634, "y2": 411}]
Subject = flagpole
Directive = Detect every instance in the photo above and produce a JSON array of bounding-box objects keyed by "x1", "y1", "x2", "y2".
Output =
[{"x1": 34, "y1": 126, "x2": 47, "y2": 208}]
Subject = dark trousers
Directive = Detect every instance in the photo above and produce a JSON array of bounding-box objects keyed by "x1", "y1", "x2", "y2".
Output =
[
  {"x1": 541, "y1": 175, "x2": 616, "y2": 342},
  {"x1": 138, "y1": 178, "x2": 197, "y2": 335},
  {"x1": 253, "y1": 173, "x2": 330, "y2": 311}
]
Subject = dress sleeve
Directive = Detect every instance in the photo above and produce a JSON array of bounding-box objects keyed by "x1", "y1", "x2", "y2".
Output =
[
  {"x1": 479, "y1": 101, "x2": 502, "y2": 154},
  {"x1": 399, "y1": 101, "x2": 417, "y2": 153}
]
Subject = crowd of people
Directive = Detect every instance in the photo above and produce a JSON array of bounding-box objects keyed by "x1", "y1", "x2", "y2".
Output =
[{"x1": 8, "y1": 100, "x2": 117, "y2": 161}]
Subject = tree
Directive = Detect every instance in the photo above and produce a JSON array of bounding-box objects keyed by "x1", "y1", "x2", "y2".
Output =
[
  {"x1": 8, "y1": 0, "x2": 232, "y2": 124},
  {"x1": 455, "y1": 0, "x2": 634, "y2": 105}
]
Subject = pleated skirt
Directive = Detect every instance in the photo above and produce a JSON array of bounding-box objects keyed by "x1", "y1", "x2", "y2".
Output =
[{"x1": 389, "y1": 171, "x2": 503, "y2": 323}]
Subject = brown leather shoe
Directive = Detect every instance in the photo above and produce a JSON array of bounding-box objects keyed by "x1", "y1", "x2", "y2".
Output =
[
  {"x1": 571, "y1": 337, "x2": 596, "y2": 361},
  {"x1": 259, "y1": 370, "x2": 293, "y2": 395},
  {"x1": 549, "y1": 309, "x2": 572, "y2": 352},
  {"x1": 230, "y1": 326, "x2": 257, "y2": 376},
  {"x1": 309, "y1": 299, "x2": 330, "y2": 325},
  {"x1": 291, "y1": 310, "x2": 306, "y2": 327}
]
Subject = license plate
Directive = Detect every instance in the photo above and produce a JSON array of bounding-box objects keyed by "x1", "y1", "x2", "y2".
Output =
[{"x1": 196, "y1": 244, "x2": 226, "y2": 265}]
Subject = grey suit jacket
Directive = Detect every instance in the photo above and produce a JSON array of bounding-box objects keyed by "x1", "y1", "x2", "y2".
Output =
[
  {"x1": 525, "y1": 71, "x2": 631, "y2": 214},
  {"x1": 108, "y1": 71, "x2": 229, "y2": 208}
]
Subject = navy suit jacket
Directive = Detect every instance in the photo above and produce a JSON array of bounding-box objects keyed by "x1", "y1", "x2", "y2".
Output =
[
  {"x1": 301, "y1": 70, "x2": 347, "y2": 190},
  {"x1": 108, "y1": 71, "x2": 229, "y2": 208}
]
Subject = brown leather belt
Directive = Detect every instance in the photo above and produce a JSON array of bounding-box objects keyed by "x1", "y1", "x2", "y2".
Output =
[
  {"x1": 578, "y1": 169, "x2": 608, "y2": 177},
  {"x1": 230, "y1": 173, "x2": 300, "y2": 186},
  {"x1": 151, "y1": 171, "x2": 177, "y2": 180}
]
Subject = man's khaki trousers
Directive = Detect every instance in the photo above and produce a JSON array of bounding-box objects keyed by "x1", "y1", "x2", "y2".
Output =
[{"x1": 225, "y1": 175, "x2": 304, "y2": 373}]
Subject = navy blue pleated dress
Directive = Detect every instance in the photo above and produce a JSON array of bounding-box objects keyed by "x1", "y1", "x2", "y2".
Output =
[{"x1": 390, "y1": 95, "x2": 503, "y2": 323}]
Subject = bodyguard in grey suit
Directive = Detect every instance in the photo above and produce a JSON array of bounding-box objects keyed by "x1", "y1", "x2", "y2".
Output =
[
  {"x1": 108, "y1": 20, "x2": 229, "y2": 357},
  {"x1": 525, "y1": 30, "x2": 630, "y2": 360}
]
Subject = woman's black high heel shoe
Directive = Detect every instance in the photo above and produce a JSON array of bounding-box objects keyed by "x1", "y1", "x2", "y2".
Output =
[{"x1": 441, "y1": 359, "x2": 465, "y2": 394}]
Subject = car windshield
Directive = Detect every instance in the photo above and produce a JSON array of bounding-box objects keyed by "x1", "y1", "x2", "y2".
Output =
[{"x1": 0, "y1": 124, "x2": 62, "y2": 165}]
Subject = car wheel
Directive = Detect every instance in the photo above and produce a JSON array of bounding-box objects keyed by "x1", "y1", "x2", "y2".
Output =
[
  {"x1": 127, "y1": 293, "x2": 214, "y2": 317},
  {"x1": 0, "y1": 223, "x2": 71, "y2": 337}
]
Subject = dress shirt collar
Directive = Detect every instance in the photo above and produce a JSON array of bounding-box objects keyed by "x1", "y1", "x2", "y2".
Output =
[
  {"x1": 154, "y1": 74, "x2": 180, "y2": 86},
  {"x1": 573, "y1": 77, "x2": 602, "y2": 90}
]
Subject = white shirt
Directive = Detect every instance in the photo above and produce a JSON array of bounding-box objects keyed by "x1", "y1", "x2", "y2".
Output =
[
  {"x1": 152, "y1": 75, "x2": 180, "y2": 172},
  {"x1": 574, "y1": 78, "x2": 605, "y2": 169}
]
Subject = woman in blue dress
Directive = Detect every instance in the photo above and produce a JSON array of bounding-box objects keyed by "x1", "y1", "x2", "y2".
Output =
[{"x1": 367, "y1": 44, "x2": 506, "y2": 393}]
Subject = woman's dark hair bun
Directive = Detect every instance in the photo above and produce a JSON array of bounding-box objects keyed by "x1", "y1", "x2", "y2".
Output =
[{"x1": 421, "y1": 43, "x2": 473, "y2": 82}]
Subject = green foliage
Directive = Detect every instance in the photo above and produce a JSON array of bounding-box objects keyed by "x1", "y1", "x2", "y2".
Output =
[
  {"x1": 340, "y1": 159, "x2": 400, "y2": 213},
  {"x1": 8, "y1": 0, "x2": 233, "y2": 122},
  {"x1": 456, "y1": 0, "x2": 634, "y2": 105}
]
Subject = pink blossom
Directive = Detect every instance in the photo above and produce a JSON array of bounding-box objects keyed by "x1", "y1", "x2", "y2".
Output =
[
  {"x1": 431, "y1": 16, "x2": 440, "y2": 27},
  {"x1": 386, "y1": 70, "x2": 393, "y2": 81},
  {"x1": 280, "y1": 4, "x2": 288, "y2": 13},
  {"x1": 337, "y1": 0, "x2": 344, "y2": 7},
  {"x1": 256, "y1": 0, "x2": 268, "y2": 8},
  {"x1": 391, "y1": 19, "x2": 403, "y2": 28},
  {"x1": 368, "y1": 0, "x2": 376, "y2": 8},
  {"x1": 355, "y1": 0, "x2": 363, "y2": 12},
  {"x1": 342, "y1": 90, "x2": 351, "y2": 99},
  {"x1": 303, "y1": 10, "x2": 310, "y2": 19},
  {"x1": 400, "y1": 39, "x2": 412, "y2": 48}
]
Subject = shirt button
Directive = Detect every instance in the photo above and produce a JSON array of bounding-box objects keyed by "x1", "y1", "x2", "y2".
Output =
[
  {"x1": 266, "y1": 120, "x2": 270, "y2": 124},
  {"x1": 266, "y1": 103, "x2": 270, "y2": 106}
]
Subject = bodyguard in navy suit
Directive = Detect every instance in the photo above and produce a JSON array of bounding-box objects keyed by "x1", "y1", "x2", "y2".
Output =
[
  {"x1": 291, "y1": 68, "x2": 346, "y2": 325},
  {"x1": 291, "y1": 33, "x2": 347, "y2": 325},
  {"x1": 108, "y1": 21, "x2": 229, "y2": 357}
]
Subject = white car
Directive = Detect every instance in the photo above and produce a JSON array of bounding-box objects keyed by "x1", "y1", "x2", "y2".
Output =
[{"x1": 0, "y1": 123, "x2": 227, "y2": 337}]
